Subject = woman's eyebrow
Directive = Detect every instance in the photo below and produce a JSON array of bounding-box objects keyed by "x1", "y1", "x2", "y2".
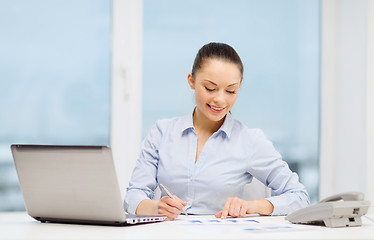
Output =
[
  {"x1": 227, "y1": 83, "x2": 239, "y2": 87},
  {"x1": 203, "y1": 80, "x2": 239, "y2": 87},
  {"x1": 203, "y1": 80, "x2": 217, "y2": 86}
]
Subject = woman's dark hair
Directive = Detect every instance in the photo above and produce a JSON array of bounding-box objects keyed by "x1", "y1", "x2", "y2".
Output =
[{"x1": 191, "y1": 42, "x2": 243, "y2": 79}]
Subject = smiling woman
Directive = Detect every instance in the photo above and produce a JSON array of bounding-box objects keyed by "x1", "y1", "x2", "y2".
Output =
[
  {"x1": 142, "y1": 0, "x2": 320, "y2": 204},
  {"x1": 125, "y1": 42, "x2": 310, "y2": 220}
]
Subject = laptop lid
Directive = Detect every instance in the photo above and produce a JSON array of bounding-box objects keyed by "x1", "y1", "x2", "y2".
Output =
[{"x1": 11, "y1": 145, "x2": 165, "y2": 225}]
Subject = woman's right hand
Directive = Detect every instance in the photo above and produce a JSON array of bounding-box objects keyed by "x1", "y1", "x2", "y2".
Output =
[{"x1": 157, "y1": 195, "x2": 187, "y2": 220}]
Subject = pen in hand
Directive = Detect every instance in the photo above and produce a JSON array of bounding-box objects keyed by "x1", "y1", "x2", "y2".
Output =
[{"x1": 159, "y1": 184, "x2": 188, "y2": 215}]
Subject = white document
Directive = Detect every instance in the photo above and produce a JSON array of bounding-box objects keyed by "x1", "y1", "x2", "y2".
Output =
[{"x1": 167, "y1": 216, "x2": 308, "y2": 234}]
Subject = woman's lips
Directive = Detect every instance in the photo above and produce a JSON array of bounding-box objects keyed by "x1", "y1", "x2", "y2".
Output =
[{"x1": 208, "y1": 104, "x2": 225, "y2": 113}]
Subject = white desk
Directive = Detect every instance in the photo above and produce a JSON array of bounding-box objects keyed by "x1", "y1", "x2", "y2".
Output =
[{"x1": 0, "y1": 212, "x2": 373, "y2": 240}]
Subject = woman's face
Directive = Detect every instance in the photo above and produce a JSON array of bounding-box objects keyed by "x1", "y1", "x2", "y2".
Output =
[{"x1": 188, "y1": 58, "x2": 242, "y2": 124}]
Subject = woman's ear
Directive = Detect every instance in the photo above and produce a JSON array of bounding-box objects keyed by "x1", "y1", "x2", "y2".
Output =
[{"x1": 187, "y1": 73, "x2": 195, "y2": 90}]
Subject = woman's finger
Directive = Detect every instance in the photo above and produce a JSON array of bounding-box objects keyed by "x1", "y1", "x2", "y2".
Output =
[
  {"x1": 158, "y1": 196, "x2": 185, "y2": 218},
  {"x1": 162, "y1": 196, "x2": 184, "y2": 212},
  {"x1": 173, "y1": 195, "x2": 187, "y2": 206},
  {"x1": 239, "y1": 204, "x2": 247, "y2": 217},
  {"x1": 158, "y1": 201, "x2": 180, "y2": 219},
  {"x1": 228, "y1": 197, "x2": 241, "y2": 217},
  {"x1": 215, "y1": 210, "x2": 222, "y2": 218},
  {"x1": 220, "y1": 198, "x2": 232, "y2": 219}
]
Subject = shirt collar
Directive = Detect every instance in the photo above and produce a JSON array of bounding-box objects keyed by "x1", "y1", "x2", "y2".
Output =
[
  {"x1": 218, "y1": 112, "x2": 234, "y2": 139},
  {"x1": 180, "y1": 109, "x2": 234, "y2": 139},
  {"x1": 180, "y1": 110, "x2": 195, "y2": 134}
]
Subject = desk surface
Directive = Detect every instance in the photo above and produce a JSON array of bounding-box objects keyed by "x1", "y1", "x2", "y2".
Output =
[{"x1": 0, "y1": 212, "x2": 374, "y2": 240}]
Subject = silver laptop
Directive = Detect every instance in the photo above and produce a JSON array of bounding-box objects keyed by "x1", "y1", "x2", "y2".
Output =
[{"x1": 11, "y1": 144, "x2": 166, "y2": 225}]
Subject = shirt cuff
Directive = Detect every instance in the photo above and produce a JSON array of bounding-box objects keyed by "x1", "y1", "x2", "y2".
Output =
[
  {"x1": 265, "y1": 196, "x2": 289, "y2": 216},
  {"x1": 125, "y1": 190, "x2": 150, "y2": 214}
]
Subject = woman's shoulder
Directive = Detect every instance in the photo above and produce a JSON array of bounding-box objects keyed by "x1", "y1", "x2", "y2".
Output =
[
  {"x1": 230, "y1": 118, "x2": 273, "y2": 149},
  {"x1": 154, "y1": 115, "x2": 186, "y2": 126},
  {"x1": 231, "y1": 118, "x2": 264, "y2": 137},
  {"x1": 151, "y1": 114, "x2": 190, "y2": 134}
]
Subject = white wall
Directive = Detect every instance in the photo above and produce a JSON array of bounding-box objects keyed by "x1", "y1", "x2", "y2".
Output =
[
  {"x1": 320, "y1": 0, "x2": 373, "y2": 211},
  {"x1": 366, "y1": 0, "x2": 374, "y2": 214},
  {"x1": 111, "y1": 0, "x2": 143, "y2": 197}
]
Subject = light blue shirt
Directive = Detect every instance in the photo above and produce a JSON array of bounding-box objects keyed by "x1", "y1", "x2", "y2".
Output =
[{"x1": 125, "y1": 111, "x2": 310, "y2": 215}]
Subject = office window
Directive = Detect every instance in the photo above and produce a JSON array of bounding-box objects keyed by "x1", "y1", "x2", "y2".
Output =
[
  {"x1": 0, "y1": 1, "x2": 111, "y2": 211},
  {"x1": 143, "y1": 0, "x2": 320, "y2": 203}
]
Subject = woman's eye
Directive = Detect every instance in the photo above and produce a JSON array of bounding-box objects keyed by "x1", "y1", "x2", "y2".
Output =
[
  {"x1": 205, "y1": 87, "x2": 215, "y2": 92},
  {"x1": 227, "y1": 90, "x2": 236, "y2": 94}
]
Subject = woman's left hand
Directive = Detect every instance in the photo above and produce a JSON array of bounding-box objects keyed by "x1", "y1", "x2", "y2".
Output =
[
  {"x1": 214, "y1": 197, "x2": 249, "y2": 219},
  {"x1": 215, "y1": 198, "x2": 274, "y2": 219}
]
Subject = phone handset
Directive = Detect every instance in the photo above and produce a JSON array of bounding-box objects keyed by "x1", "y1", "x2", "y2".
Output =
[{"x1": 319, "y1": 192, "x2": 364, "y2": 203}]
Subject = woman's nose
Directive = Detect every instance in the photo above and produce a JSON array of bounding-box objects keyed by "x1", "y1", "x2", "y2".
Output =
[{"x1": 212, "y1": 91, "x2": 225, "y2": 105}]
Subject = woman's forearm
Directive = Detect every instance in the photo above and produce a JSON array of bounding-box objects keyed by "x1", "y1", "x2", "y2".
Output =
[
  {"x1": 135, "y1": 199, "x2": 159, "y2": 215},
  {"x1": 247, "y1": 199, "x2": 274, "y2": 215}
]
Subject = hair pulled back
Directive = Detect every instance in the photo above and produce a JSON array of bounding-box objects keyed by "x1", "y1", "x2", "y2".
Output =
[{"x1": 191, "y1": 42, "x2": 243, "y2": 79}]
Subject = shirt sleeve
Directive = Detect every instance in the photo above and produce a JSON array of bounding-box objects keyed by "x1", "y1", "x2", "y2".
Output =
[
  {"x1": 124, "y1": 122, "x2": 163, "y2": 214},
  {"x1": 248, "y1": 129, "x2": 310, "y2": 216}
]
